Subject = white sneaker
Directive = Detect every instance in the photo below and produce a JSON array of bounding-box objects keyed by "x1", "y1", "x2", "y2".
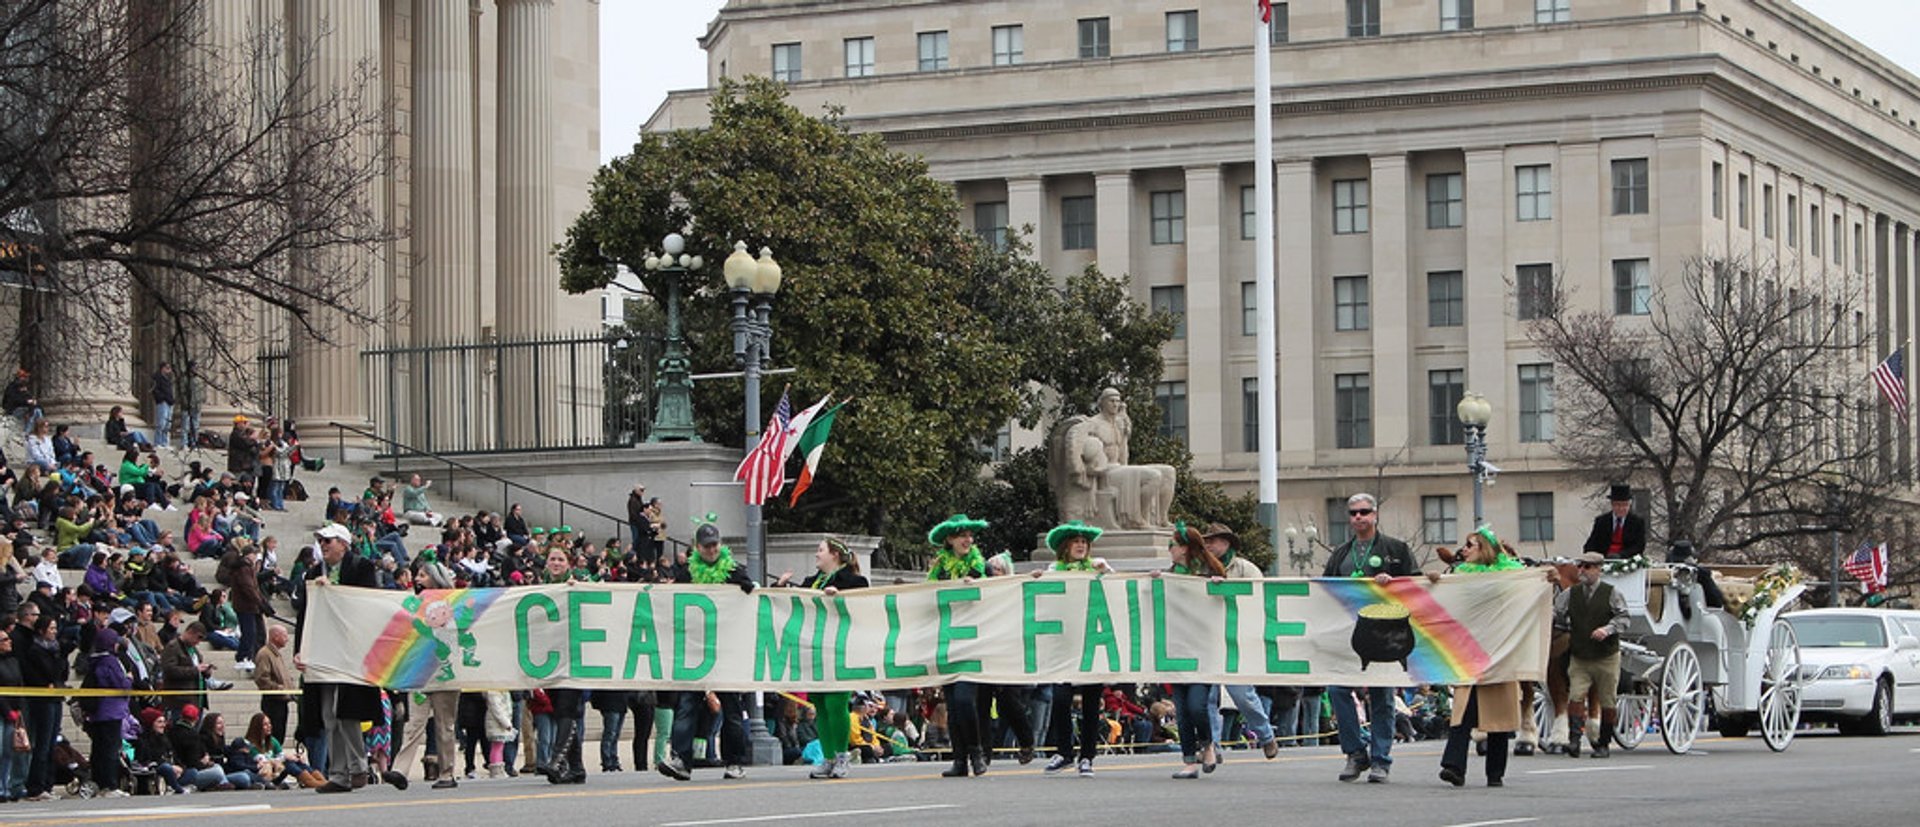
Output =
[
  {"x1": 234, "y1": 659, "x2": 254, "y2": 672},
  {"x1": 102, "y1": 789, "x2": 131, "y2": 798},
  {"x1": 165, "y1": 504, "x2": 179, "y2": 511}
]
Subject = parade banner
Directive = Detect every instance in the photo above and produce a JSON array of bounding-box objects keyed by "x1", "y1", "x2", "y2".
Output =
[{"x1": 300, "y1": 570, "x2": 1551, "y2": 692}]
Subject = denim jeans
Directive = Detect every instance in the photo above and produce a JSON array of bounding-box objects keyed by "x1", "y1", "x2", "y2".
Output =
[
  {"x1": 1214, "y1": 684, "x2": 1275, "y2": 744},
  {"x1": 24, "y1": 698, "x2": 59, "y2": 796},
  {"x1": 1331, "y1": 685, "x2": 1398, "y2": 768},
  {"x1": 237, "y1": 611, "x2": 263, "y2": 662},
  {"x1": 533, "y1": 712, "x2": 555, "y2": 769},
  {"x1": 598, "y1": 707, "x2": 628, "y2": 770},
  {"x1": 671, "y1": 691, "x2": 746, "y2": 767},
  {"x1": 1172, "y1": 684, "x2": 1213, "y2": 761},
  {"x1": 267, "y1": 479, "x2": 287, "y2": 510},
  {"x1": 154, "y1": 402, "x2": 173, "y2": 446},
  {"x1": 128, "y1": 518, "x2": 160, "y2": 546},
  {"x1": 0, "y1": 720, "x2": 16, "y2": 797}
]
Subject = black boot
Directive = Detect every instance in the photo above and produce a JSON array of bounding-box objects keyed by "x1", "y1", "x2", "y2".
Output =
[
  {"x1": 941, "y1": 754, "x2": 970, "y2": 778},
  {"x1": 1593, "y1": 719, "x2": 1614, "y2": 759},
  {"x1": 970, "y1": 750, "x2": 989, "y2": 777},
  {"x1": 1565, "y1": 718, "x2": 1584, "y2": 758}
]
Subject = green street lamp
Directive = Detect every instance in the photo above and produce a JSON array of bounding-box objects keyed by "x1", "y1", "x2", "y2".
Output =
[{"x1": 644, "y1": 233, "x2": 702, "y2": 442}]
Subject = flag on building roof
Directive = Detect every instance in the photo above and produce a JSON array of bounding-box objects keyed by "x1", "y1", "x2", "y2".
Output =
[
  {"x1": 1871, "y1": 347, "x2": 1908, "y2": 415},
  {"x1": 788, "y1": 399, "x2": 846, "y2": 506},
  {"x1": 1842, "y1": 541, "x2": 1890, "y2": 595}
]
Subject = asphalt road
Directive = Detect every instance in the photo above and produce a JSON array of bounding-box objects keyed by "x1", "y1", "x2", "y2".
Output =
[{"x1": 6, "y1": 727, "x2": 1915, "y2": 827}]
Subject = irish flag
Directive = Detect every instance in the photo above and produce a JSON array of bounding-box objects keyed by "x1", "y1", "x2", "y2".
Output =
[{"x1": 787, "y1": 399, "x2": 846, "y2": 506}]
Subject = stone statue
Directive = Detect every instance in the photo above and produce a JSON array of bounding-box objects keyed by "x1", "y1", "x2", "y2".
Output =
[{"x1": 1048, "y1": 388, "x2": 1176, "y2": 530}]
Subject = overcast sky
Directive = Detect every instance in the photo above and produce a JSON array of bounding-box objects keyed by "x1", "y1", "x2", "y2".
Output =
[{"x1": 601, "y1": 1, "x2": 1920, "y2": 163}]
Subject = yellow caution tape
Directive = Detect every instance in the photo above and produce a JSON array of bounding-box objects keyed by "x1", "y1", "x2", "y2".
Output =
[{"x1": 0, "y1": 687, "x2": 303, "y2": 697}]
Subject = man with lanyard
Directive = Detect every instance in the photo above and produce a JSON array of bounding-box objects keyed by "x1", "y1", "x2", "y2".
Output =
[
  {"x1": 1321, "y1": 493, "x2": 1416, "y2": 783},
  {"x1": 293, "y1": 523, "x2": 406, "y2": 792},
  {"x1": 658, "y1": 522, "x2": 756, "y2": 782},
  {"x1": 1555, "y1": 552, "x2": 1628, "y2": 758},
  {"x1": 1582, "y1": 484, "x2": 1646, "y2": 560},
  {"x1": 1201, "y1": 523, "x2": 1280, "y2": 760}
]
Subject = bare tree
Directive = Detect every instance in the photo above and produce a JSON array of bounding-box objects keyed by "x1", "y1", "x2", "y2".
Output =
[
  {"x1": 1527, "y1": 256, "x2": 1906, "y2": 569},
  {"x1": 0, "y1": 0, "x2": 392, "y2": 407}
]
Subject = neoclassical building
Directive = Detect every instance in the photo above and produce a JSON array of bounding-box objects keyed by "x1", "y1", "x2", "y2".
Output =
[{"x1": 651, "y1": 0, "x2": 1920, "y2": 557}]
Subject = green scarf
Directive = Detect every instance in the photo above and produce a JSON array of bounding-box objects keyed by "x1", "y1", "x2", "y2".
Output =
[
  {"x1": 690, "y1": 546, "x2": 737, "y2": 585},
  {"x1": 928, "y1": 547, "x2": 984, "y2": 581},
  {"x1": 1054, "y1": 557, "x2": 1095, "y2": 572},
  {"x1": 1170, "y1": 562, "x2": 1191, "y2": 576},
  {"x1": 1456, "y1": 554, "x2": 1524, "y2": 574},
  {"x1": 808, "y1": 567, "x2": 841, "y2": 591}
]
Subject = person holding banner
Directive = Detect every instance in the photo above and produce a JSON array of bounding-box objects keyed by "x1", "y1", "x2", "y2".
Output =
[
  {"x1": 1323, "y1": 493, "x2": 1417, "y2": 784},
  {"x1": 776, "y1": 537, "x2": 869, "y2": 780},
  {"x1": 660, "y1": 522, "x2": 757, "y2": 783},
  {"x1": 1038, "y1": 520, "x2": 1109, "y2": 779},
  {"x1": 1200, "y1": 522, "x2": 1282, "y2": 761},
  {"x1": 1436, "y1": 526, "x2": 1524, "y2": 788},
  {"x1": 925, "y1": 514, "x2": 991, "y2": 778},
  {"x1": 293, "y1": 522, "x2": 398, "y2": 794},
  {"x1": 1158, "y1": 523, "x2": 1225, "y2": 779},
  {"x1": 538, "y1": 547, "x2": 590, "y2": 785}
]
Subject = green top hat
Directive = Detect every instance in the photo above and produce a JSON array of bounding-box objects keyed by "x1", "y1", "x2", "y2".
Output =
[
  {"x1": 531, "y1": 527, "x2": 547, "y2": 536},
  {"x1": 927, "y1": 514, "x2": 990, "y2": 546},
  {"x1": 1045, "y1": 520, "x2": 1104, "y2": 553}
]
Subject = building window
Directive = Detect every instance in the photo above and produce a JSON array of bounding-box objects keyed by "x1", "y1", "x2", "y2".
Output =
[
  {"x1": 843, "y1": 37, "x2": 875, "y2": 78},
  {"x1": 1428, "y1": 270, "x2": 1463, "y2": 327},
  {"x1": 1810, "y1": 205, "x2": 1821, "y2": 254},
  {"x1": 1516, "y1": 263, "x2": 1554, "y2": 320},
  {"x1": 1156, "y1": 381, "x2": 1188, "y2": 443},
  {"x1": 1271, "y1": 3, "x2": 1290, "y2": 43},
  {"x1": 1422, "y1": 496, "x2": 1459, "y2": 544},
  {"x1": 1060, "y1": 196, "x2": 1095, "y2": 250},
  {"x1": 1151, "y1": 286, "x2": 1187, "y2": 340},
  {"x1": 1334, "y1": 275, "x2": 1370, "y2": 331},
  {"x1": 1737, "y1": 173, "x2": 1750, "y2": 228},
  {"x1": 1535, "y1": 0, "x2": 1571, "y2": 23},
  {"x1": 1151, "y1": 190, "x2": 1186, "y2": 245},
  {"x1": 1333, "y1": 179, "x2": 1370, "y2": 234},
  {"x1": 1611, "y1": 158, "x2": 1649, "y2": 215},
  {"x1": 992, "y1": 25, "x2": 1023, "y2": 66},
  {"x1": 1787, "y1": 194, "x2": 1799, "y2": 247},
  {"x1": 1166, "y1": 10, "x2": 1199, "y2": 52},
  {"x1": 1440, "y1": 0, "x2": 1474, "y2": 31},
  {"x1": 1325, "y1": 498, "x2": 1354, "y2": 547},
  {"x1": 1335, "y1": 373, "x2": 1372, "y2": 448},
  {"x1": 1853, "y1": 222, "x2": 1864, "y2": 272},
  {"x1": 1711, "y1": 161, "x2": 1723, "y2": 219},
  {"x1": 1078, "y1": 17, "x2": 1109, "y2": 58},
  {"x1": 1243, "y1": 378, "x2": 1261, "y2": 452},
  {"x1": 974, "y1": 201, "x2": 1008, "y2": 250},
  {"x1": 772, "y1": 43, "x2": 802, "y2": 83},
  {"x1": 1518, "y1": 493, "x2": 1555, "y2": 542},
  {"x1": 1347, "y1": 0, "x2": 1381, "y2": 37},
  {"x1": 1241, "y1": 185, "x2": 1259, "y2": 240},
  {"x1": 1516, "y1": 164, "x2": 1552, "y2": 221},
  {"x1": 1833, "y1": 213, "x2": 1843, "y2": 263},
  {"x1": 1427, "y1": 173, "x2": 1464, "y2": 229},
  {"x1": 1518, "y1": 363, "x2": 1555, "y2": 442},
  {"x1": 1762, "y1": 183, "x2": 1775, "y2": 239},
  {"x1": 1613, "y1": 258, "x2": 1651, "y2": 316},
  {"x1": 1242, "y1": 281, "x2": 1258, "y2": 335},
  {"x1": 917, "y1": 31, "x2": 949, "y2": 71},
  {"x1": 1429, "y1": 369, "x2": 1465, "y2": 445}
]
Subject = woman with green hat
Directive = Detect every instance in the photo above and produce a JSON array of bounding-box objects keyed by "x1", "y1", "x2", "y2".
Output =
[
  {"x1": 1156, "y1": 523, "x2": 1226, "y2": 779},
  {"x1": 776, "y1": 537, "x2": 869, "y2": 779},
  {"x1": 1435, "y1": 525, "x2": 1524, "y2": 789},
  {"x1": 1037, "y1": 521, "x2": 1109, "y2": 778},
  {"x1": 925, "y1": 515, "x2": 989, "y2": 777}
]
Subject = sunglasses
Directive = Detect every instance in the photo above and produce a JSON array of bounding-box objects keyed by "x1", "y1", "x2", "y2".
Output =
[
  {"x1": 1578, "y1": 562, "x2": 1600, "y2": 568},
  {"x1": 1348, "y1": 509, "x2": 1375, "y2": 516}
]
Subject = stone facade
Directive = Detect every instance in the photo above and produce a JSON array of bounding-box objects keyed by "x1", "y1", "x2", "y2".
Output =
[{"x1": 653, "y1": 0, "x2": 1920, "y2": 557}]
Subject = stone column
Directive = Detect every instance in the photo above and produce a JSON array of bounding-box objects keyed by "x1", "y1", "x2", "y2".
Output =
[
  {"x1": 1462, "y1": 149, "x2": 1508, "y2": 432},
  {"x1": 1183, "y1": 164, "x2": 1225, "y2": 467},
  {"x1": 1275, "y1": 159, "x2": 1317, "y2": 459},
  {"x1": 410, "y1": 0, "x2": 479, "y2": 452},
  {"x1": 287, "y1": 1, "x2": 382, "y2": 450},
  {"x1": 496, "y1": 0, "x2": 557, "y2": 449},
  {"x1": 38, "y1": 265, "x2": 139, "y2": 426},
  {"x1": 1368, "y1": 154, "x2": 1411, "y2": 451},
  {"x1": 1006, "y1": 176, "x2": 1045, "y2": 263},
  {"x1": 1094, "y1": 171, "x2": 1133, "y2": 280}
]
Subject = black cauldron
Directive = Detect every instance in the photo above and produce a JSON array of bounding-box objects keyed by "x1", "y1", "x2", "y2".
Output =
[{"x1": 1351, "y1": 603, "x2": 1414, "y2": 671}]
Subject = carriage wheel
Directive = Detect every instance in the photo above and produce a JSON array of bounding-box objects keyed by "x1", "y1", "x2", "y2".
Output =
[
  {"x1": 1760, "y1": 622, "x2": 1804, "y2": 752},
  {"x1": 1614, "y1": 695, "x2": 1651, "y2": 750},
  {"x1": 1659, "y1": 642, "x2": 1705, "y2": 754},
  {"x1": 1532, "y1": 688, "x2": 1554, "y2": 747}
]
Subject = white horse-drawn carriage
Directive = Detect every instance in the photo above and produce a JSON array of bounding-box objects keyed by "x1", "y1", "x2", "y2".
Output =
[{"x1": 1536, "y1": 561, "x2": 1807, "y2": 753}]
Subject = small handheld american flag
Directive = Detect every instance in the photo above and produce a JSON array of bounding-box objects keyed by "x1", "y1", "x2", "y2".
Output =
[
  {"x1": 1871, "y1": 347, "x2": 1908, "y2": 415},
  {"x1": 1842, "y1": 541, "x2": 1890, "y2": 595}
]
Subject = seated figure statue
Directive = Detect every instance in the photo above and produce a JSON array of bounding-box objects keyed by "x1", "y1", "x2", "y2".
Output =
[{"x1": 1048, "y1": 388, "x2": 1176, "y2": 531}]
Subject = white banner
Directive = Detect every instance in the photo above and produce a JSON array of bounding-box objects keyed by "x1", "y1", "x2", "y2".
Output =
[{"x1": 300, "y1": 570, "x2": 1551, "y2": 692}]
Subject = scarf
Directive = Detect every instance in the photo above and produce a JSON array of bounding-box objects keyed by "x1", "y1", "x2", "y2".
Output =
[
  {"x1": 690, "y1": 546, "x2": 737, "y2": 585},
  {"x1": 1456, "y1": 554, "x2": 1524, "y2": 574},
  {"x1": 928, "y1": 547, "x2": 984, "y2": 581},
  {"x1": 1054, "y1": 557, "x2": 1095, "y2": 572},
  {"x1": 1170, "y1": 562, "x2": 1191, "y2": 575},
  {"x1": 808, "y1": 567, "x2": 842, "y2": 591}
]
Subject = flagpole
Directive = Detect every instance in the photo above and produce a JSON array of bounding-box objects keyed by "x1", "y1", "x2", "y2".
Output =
[{"x1": 1253, "y1": 5, "x2": 1281, "y2": 571}]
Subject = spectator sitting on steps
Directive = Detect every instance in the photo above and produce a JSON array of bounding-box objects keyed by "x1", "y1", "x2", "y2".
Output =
[{"x1": 401, "y1": 474, "x2": 445, "y2": 527}]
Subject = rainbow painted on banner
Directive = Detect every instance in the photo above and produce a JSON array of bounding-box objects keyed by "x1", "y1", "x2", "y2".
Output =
[
  {"x1": 1319, "y1": 578, "x2": 1493, "y2": 684},
  {"x1": 360, "y1": 588, "x2": 507, "y2": 689}
]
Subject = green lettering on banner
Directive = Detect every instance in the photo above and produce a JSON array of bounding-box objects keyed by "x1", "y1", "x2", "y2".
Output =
[
  {"x1": 810, "y1": 597, "x2": 829, "y2": 681},
  {"x1": 1151, "y1": 579, "x2": 1198, "y2": 672},
  {"x1": 1021, "y1": 580, "x2": 1067, "y2": 674},
  {"x1": 833, "y1": 599, "x2": 877, "y2": 680},
  {"x1": 673, "y1": 593, "x2": 718, "y2": 681},
  {"x1": 516, "y1": 593, "x2": 560, "y2": 678},
  {"x1": 882, "y1": 594, "x2": 928, "y2": 679},
  {"x1": 1126, "y1": 578, "x2": 1143, "y2": 670},
  {"x1": 755, "y1": 595, "x2": 807, "y2": 682},
  {"x1": 623, "y1": 591, "x2": 662, "y2": 680},
  {"x1": 935, "y1": 587, "x2": 983, "y2": 674},
  {"x1": 1263, "y1": 581, "x2": 1311, "y2": 674},
  {"x1": 1207, "y1": 581, "x2": 1254, "y2": 673},
  {"x1": 567, "y1": 590, "x2": 614, "y2": 680},
  {"x1": 1079, "y1": 579, "x2": 1120, "y2": 672}
]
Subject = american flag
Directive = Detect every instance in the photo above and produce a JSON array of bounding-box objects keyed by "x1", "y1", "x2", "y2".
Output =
[
  {"x1": 1871, "y1": 347, "x2": 1908, "y2": 415},
  {"x1": 1842, "y1": 541, "x2": 1890, "y2": 595},
  {"x1": 735, "y1": 389, "x2": 793, "y2": 505}
]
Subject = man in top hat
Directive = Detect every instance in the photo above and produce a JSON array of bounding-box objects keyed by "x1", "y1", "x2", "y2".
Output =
[
  {"x1": 1553, "y1": 552, "x2": 1627, "y2": 758},
  {"x1": 1583, "y1": 484, "x2": 1646, "y2": 560}
]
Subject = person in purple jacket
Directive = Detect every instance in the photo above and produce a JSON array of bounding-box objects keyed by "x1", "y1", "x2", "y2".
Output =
[{"x1": 83, "y1": 627, "x2": 133, "y2": 796}]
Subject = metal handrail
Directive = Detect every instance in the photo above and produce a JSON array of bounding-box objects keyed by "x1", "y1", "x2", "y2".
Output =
[{"x1": 327, "y1": 420, "x2": 687, "y2": 558}]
